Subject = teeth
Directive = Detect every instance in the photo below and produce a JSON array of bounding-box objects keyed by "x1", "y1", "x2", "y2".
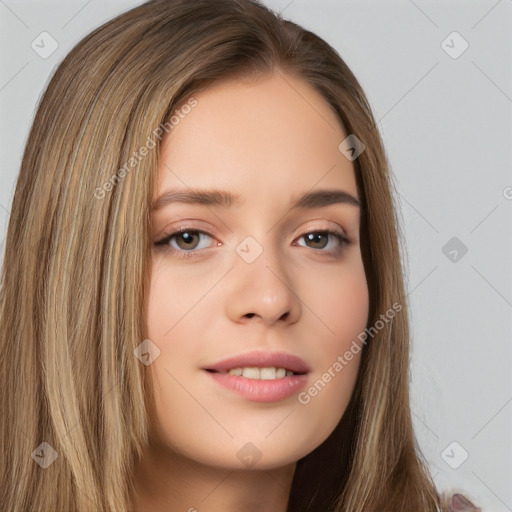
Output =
[
  {"x1": 242, "y1": 367, "x2": 260, "y2": 379},
  {"x1": 227, "y1": 367, "x2": 295, "y2": 379}
]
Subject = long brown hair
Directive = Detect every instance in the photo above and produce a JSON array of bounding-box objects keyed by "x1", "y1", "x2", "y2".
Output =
[{"x1": 0, "y1": 0, "x2": 443, "y2": 510}]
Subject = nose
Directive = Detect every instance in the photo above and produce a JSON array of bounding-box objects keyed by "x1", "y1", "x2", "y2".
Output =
[{"x1": 224, "y1": 243, "x2": 302, "y2": 327}]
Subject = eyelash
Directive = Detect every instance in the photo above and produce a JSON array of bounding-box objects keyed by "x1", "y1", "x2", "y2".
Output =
[{"x1": 154, "y1": 226, "x2": 352, "y2": 260}]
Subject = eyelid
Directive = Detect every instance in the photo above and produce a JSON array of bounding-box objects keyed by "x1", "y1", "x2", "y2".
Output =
[
  {"x1": 153, "y1": 219, "x2": 216, "y2": 240},
  {"x1": 297, "y1": 224, "x2": 349, "y2": 240}
]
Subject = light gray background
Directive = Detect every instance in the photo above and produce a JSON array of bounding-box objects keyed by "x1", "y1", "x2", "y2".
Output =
[{"x1": 1, "y1": 1, "x2": 511, "y2": 510}]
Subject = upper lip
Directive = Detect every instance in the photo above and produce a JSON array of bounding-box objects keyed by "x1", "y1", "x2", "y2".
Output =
[{"x1": 203, "y1": 350, "x2": 311, "y2": 374}]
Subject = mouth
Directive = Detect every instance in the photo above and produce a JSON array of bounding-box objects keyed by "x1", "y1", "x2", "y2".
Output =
[
  {"x1": 202, "y1": 353, "x2": 310, "y2": 402},
  {"x1": 202, "y1": 350, "x2": 311, "y2": 380},
  {"x1": 204, "y1": 367, "x2": 308, "y2": 379}
]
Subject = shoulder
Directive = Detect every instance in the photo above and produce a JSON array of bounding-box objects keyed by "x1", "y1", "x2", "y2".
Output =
[{"x1": 441, "y1": 492, "x2": 481, "y2": 511}]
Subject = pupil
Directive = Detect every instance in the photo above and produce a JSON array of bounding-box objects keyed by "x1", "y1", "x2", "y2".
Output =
[
  {"x1": 307, "y1": 232, "x2": 327, "y2": 249},
  {"x1": 179, "y1": 232, "x2": 197, "y2": 249}
]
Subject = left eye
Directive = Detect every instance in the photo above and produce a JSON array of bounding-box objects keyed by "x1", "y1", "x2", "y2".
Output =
[{"x1": 296, "y1": 230, "x2": 348, "y2": 250}]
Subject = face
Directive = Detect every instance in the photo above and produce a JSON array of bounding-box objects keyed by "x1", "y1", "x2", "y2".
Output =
[{"x1": 145, "y1": 71, "x2": 369, "y2": 470}]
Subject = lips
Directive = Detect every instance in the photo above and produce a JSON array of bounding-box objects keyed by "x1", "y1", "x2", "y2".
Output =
[
  {"x1": 202, "y1": 350, "x2": 310, "y2": 402},
  {"x1": 202, "y1": 350, "x2": 311, "y2": 375}
]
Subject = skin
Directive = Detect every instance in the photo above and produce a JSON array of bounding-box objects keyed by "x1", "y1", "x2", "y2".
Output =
[{"x1": 133, "y1": 70, "x2": 369, "y2": 512}]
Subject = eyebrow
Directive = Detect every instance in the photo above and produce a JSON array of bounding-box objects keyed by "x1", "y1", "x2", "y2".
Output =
[{"x1": 151, "y1": 188, "x2": 360, "y2": 211}]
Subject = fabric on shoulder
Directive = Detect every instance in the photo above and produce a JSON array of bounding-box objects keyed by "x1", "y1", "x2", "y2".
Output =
[{"x1": 446, "y1": 493, "x2": 481, "y2": 511}]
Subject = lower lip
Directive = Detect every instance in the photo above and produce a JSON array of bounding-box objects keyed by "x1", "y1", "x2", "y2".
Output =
[{"x1": 204, "y1": 371, "x2": 308, "y2": 402}]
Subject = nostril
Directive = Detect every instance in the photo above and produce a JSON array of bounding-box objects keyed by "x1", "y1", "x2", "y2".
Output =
[{"x1": 244, "y1": 313, "x2": 256, "y2": 318}]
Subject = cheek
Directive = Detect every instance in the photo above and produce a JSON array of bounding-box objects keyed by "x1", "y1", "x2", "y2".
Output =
[
  {"x1": 146, "y1": 257, "x2": 220, "y2": 338},
  {"x1": 309, "y1": 258, "x2": 369, "y2": 350},
  {"x1": 145, "y1": 261, "x2": 214, "y2": 391},
  {"x1": 144, "y1": 262, "x2": 205, "y2": 405},
  {"x1": 290, "y1": 258, "x2": 368, "y2": 438},
  {"x1": 143, "y1": 265, "x2": 208, "y2": 450}
]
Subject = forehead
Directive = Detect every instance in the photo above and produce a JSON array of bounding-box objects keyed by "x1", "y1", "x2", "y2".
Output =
[{"x1": 155, "y1": 72, "x2": 357, "y2": 204}]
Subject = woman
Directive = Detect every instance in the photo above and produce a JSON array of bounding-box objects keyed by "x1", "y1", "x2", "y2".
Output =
[{"x1": 0, "y1": 0, "x2": 479, "y2": 510}]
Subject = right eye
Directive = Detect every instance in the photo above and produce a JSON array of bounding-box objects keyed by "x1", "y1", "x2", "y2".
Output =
[{"x1": 155, "y1": 228, "x2": 218, "y2": 258}]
